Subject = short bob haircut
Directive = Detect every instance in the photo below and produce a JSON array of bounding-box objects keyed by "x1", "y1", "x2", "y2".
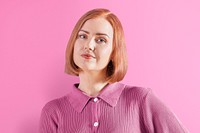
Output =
[{"x1": 65, "y1": 8, "x2": 128, "y2": 83}]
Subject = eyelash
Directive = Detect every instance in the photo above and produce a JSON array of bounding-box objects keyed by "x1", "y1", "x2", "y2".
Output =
[
  {"x1": 78, "y1": 34, "x2": 107, "y2": 44},
  {"x1": 96, "y1": 38, "x2": 107, "y2": 43},
  {"x1": 78, "y1": 34, "x2": 87, "y2": 39}
]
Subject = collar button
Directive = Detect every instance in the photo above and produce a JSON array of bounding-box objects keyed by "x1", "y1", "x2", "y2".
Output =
[{"x1": 93, "y1": 97, "x2": 98, "y2": 102}]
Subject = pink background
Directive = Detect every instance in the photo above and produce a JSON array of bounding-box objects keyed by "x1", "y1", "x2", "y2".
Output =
[{"x1": 1, "y1": 0, "x2": 199, "y2": 132}]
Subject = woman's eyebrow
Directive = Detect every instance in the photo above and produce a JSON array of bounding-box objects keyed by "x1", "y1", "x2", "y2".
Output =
[
  {"x1": 96, "y1": 33, "x2": 110, "y2": 38},
  {"x1": 79, "y1": 30, "x2": 110, "y2": 38},
  {"x1": 79, "y1": 30, "x2": 89, "y2": 34}
]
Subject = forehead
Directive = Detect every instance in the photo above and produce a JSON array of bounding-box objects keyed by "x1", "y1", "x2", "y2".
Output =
[{"x1": 80, "y1": 17, "x2": 113, "y2": 37}]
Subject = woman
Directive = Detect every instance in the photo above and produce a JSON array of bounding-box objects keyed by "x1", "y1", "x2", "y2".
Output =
[{"x1": 39, "y1": 8, "x2": 187, "y2": 133}]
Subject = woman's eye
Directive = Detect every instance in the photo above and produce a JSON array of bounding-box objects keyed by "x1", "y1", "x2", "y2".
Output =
[
  {"x1": 96, "y1": 38, "x2": 107, "y2": 44},
  {"x1": 78, "y1": 34, "x2": 87, "y2": 39}
]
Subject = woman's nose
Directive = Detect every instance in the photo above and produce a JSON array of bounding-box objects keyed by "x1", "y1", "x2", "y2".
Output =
[{"x1": 84, "y1": 38, "x2": 95, "y2": 51}]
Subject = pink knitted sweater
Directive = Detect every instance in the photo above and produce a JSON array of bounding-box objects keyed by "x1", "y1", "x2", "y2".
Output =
[{"x1": 39, "y1": 82, "x2": 187, "y2": 133}]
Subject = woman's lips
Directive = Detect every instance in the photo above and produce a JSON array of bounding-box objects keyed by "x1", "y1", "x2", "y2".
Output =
[{"x1": 81, "y1": 54, "x2": 95, "y2": 59}]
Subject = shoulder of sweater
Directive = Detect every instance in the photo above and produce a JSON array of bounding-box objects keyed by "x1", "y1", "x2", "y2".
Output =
[
  {"x1": 41, "y1": 95, "x2": 67, "y2": 114},
  {"x1": 123, "y1": 84, "x2": 152, "y2": 98}
]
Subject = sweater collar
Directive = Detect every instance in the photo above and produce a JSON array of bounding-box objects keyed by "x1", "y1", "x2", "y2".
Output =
[{"x1": 67, "y1": 82, "x2": 126, "y2": 113}]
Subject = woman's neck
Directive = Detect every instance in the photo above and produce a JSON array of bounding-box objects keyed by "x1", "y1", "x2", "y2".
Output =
[{"x1": 78, "y1": 71, "x2": 109, "y2": 97}]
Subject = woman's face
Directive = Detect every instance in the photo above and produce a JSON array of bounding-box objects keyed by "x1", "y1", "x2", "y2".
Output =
[{"x1": 73, "y1": 17, "x2": 113, "y2": 74}]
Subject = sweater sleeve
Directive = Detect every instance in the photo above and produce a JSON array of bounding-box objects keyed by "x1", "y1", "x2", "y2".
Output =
[
  {"x1": 38, "y1": 102, "x2": 58, "y2": 133},
  {"x1": 141, "y1": 88, "x2": 188, "y2": 133}
]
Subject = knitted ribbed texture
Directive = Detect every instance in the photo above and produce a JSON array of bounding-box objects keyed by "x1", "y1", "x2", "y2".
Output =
[{"x1": 39, "y1": 82, "x2": 187, "y2": 133}]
